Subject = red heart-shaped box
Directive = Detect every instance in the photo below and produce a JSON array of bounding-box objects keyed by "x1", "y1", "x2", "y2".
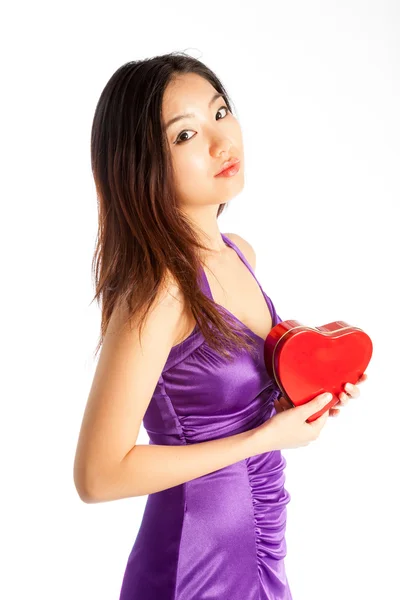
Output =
[{"x1": 264, "y1": 320, "x2": 373, "y2": 423}]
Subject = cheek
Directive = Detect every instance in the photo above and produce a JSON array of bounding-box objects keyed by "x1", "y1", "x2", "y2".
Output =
[
  {"x1": 173, "y1": 152, "x2": 209, "y2": 189},
  {"x1": 175, "y1": 150, "x2": 207, "y2": 174}
]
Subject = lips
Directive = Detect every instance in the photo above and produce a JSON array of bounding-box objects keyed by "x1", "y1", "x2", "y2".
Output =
[{"x1": 215, "y1": 157, "x2": 240, "y2": 176}]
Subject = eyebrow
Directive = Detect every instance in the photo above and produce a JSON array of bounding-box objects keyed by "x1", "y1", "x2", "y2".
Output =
[{"x1": 164, "y1": 92, "x2": 226, "y2": 131}]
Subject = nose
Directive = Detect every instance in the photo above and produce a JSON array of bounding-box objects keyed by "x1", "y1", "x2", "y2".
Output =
[{"x1": 210, "y1": 138, "x2": 232, "y2": 159}]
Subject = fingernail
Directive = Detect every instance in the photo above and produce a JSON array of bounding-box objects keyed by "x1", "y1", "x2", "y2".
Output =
[{"x1": 345, "y1": 383, "x2": 353, "y2": 392}]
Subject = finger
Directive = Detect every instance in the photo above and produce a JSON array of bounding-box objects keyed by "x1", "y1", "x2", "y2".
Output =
[
  {"x1": 337, "y1": 391, "x2": 350, "y2": 406},
  {"x1": 329, "y1": 408, "x2": 341, "y2": 417},
  {"x1": 344, "y1": 382, "x2": 360, "y2": 398}
]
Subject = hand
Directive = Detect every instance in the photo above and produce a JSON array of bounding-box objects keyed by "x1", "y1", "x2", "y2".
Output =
[
  {"x1": 328, "y1": 372, "x2": 368, "y2": 417},
  {"x1": 274, "y1": 372, "x2": 368, "y2": 418}
]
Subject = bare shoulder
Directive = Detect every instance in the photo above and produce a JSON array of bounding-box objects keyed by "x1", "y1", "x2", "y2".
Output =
[
  {"x1": 110, "y1": 269, "x2": 184, "y2": 333},
  {"x1": 223, "y1": 232, "x2": 256, "y2": 270}
]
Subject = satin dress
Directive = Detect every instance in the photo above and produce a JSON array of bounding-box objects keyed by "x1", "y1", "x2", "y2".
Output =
[{"x1": 119, "y1": 234, "x2": 292, "y2": 600}]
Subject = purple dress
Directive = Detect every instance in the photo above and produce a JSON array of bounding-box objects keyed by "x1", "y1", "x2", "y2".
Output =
[{"x1": 119, "y1": 234, "x2": 292, "y2": 600}]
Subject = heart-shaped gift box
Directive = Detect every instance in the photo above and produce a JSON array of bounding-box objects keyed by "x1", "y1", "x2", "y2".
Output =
[{"x1": 264, "y1": 320, "x2": 373, "y2": 423}]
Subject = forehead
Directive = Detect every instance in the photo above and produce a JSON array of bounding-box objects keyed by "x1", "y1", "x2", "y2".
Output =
[{"x1": 162, "y1": 73, "x2": 218, "y2": 114}]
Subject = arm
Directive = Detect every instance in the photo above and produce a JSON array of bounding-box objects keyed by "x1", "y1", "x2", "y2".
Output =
[
  {"x1": 73, "y1": 271, "x2": 270, "y2": 504},
  {"x1": 87, "y1": 426, "x2": 264, "y2": 503}
]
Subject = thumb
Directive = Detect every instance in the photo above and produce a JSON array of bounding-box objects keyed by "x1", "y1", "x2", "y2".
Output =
[{"x1": 303, "y1": 392, "x2": 332, "y2": 415}]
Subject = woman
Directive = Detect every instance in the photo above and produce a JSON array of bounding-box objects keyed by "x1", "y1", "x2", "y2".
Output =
[{"x1": 73, "y1": 52, "x2": 365, "y2": 600}]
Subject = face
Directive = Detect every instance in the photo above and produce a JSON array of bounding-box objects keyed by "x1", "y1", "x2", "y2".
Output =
[{"x1": 162, "y1": 73, "x2": 245, "y2": 210}]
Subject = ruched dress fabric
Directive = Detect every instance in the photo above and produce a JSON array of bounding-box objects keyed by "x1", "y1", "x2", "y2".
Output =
[{"x1": 119, "y1": 234, "x2": 292, "y2": 600}]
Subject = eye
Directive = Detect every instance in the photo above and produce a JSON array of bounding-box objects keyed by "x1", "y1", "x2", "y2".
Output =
[{"x1": 174, "y1": 105, "x2": 230, "y2": 145}]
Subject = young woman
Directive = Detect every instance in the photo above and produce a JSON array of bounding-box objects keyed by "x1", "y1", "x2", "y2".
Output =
[{"x1": 73, "y1": 52, "x2": 366, "y2": 600}]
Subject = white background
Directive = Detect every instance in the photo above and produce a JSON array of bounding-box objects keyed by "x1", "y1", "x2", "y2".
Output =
[{"x1": 2, "y1": 1, "x2": 399, "y2": 598}]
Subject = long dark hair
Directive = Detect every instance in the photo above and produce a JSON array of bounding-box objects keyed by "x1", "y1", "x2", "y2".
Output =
[{"x1": 90, "y1": 51, "x2": 257, "y2": 362}]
